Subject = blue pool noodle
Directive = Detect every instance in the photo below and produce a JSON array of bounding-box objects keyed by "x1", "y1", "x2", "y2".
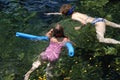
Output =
[
  {"x1": 65, "y1": 42, "x2": 74, "y2": 57},
  {"x1": 16, "y1": 32, "x2": 49, "y2": 41}
]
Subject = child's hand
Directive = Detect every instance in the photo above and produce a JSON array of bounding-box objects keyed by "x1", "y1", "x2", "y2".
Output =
[
  {"x1": 74, "y1": 26, "x2": 81, "y2": 30},
  {"x1": 44, "y1": 12, "x2": 62, "y2": 15},
  {"x1": 46, "y1": 28, "x2": 54, "y2": 38},
  {"x1": 44, "y1": 13, "x2": 50, "y2": 15},
  {"x1": 50, "y1": 28, "x2": 54, "y2": 33}
]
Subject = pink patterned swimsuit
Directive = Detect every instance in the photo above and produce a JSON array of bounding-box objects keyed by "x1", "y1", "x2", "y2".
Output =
[{"x1": 40, "y1": 41, "x2": 64, "y2": 62}]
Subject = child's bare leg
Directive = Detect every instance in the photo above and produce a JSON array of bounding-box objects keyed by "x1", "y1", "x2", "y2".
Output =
[
  {"x1": 24, "y1": 60, "x2": 41, "y2": 80},
  {"x1": 45, "y1": 62, "x2": 54, "y2": 80},
  {"x1": 105, "y1": 19, "x2": 120, "y2": 28},
  {"x1": 97, "y1": 34, "x2": 120, "y2": 44},
  {"x1": 95, "y1": 23, "x2": 120, "y2": 44}
]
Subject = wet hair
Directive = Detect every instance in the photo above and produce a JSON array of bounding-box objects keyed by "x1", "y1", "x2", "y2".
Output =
[
  {"x1": 59, "y1": 4, "x2": 74, "y2": 16},
  {"x1": 53, "y1": 24, "x2": 66, "y2": 38}
]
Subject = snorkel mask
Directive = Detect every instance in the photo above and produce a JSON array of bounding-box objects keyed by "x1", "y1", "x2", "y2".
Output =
[{"x1": 66, "y1": 6, "x2": 75, "y2": 15}]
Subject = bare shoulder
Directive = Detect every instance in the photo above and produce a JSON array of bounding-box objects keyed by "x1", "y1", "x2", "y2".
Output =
[
  {"x1": 72, "y1": 12, "x2": 79, "y2": 16},
  {"x1": 63, "y1": 37, "x2": 70, "y2": 42},
  {"x1": 73, "y1": 12, "x2": 87, "y2": 16},
  {"x1": 50, "y1": 37, "x2": 56, "y2": 40},
  {"x1": 72, "y1": 12, "x2": 82, "y2": 15},
  {"x1": 72, "y1": 12, "x2": 83, "y2": 19},
  {"x1": 51, "y1": 37, "x2": 70, "y2": 42}
]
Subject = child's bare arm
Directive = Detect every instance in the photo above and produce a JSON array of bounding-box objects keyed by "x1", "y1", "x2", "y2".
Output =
[
  {"x1": 44, "y1": 12, "x2": 62, "y2": 15},
  {"x1": 45, "y1": 29, "x2": 54, "y2": 38}
]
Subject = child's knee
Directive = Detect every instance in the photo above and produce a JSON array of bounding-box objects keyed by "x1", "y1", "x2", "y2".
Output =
[
  {"x1": 32, "y1": 60, "x2": 41, "y2": 68},
  {"x1": 97, "y1": 36, "x2": 105, "y2": 42}
]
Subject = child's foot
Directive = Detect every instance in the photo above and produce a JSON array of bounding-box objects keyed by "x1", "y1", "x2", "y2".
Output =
[
  {"x1": 24, "y1": 73, "x2": 30, "y2": 80},
  {"x1": 46, "y1": 72, "x2": 53, "y2": 78}
]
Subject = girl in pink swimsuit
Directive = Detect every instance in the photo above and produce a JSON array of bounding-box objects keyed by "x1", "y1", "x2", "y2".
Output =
[
  {"x1": 24, "y1": 24, "x2": 70, "y2": 80},
  {"x1": 40, "y1": 40, "x2": 64, "y2": 62}
]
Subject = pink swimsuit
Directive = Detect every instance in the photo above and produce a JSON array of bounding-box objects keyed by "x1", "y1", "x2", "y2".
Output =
[{"x1": 40, "y1": 41, "x2": 64, "y2": 62}]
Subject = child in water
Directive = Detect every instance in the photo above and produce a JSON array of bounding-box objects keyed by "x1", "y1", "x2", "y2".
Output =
[
  {"x1": 45, "y1": 4, "x2": 120, "y2": 44},
  {"x1": 24, "y1": 24, "x2": 71, "y2": 80}
]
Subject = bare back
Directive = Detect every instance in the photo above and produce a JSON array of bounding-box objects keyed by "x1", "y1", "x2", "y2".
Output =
[
  {"x1": 71, "y1": 12, "x2": 94, "y2": 25},
  {"x1": 50, "y1": 37, "x2": 69, "y2": 43}
]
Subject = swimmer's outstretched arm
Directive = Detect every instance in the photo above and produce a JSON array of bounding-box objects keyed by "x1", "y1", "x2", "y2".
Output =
[{"x1": 44, "y1": 12, "x2": 62, "y2": 15}]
